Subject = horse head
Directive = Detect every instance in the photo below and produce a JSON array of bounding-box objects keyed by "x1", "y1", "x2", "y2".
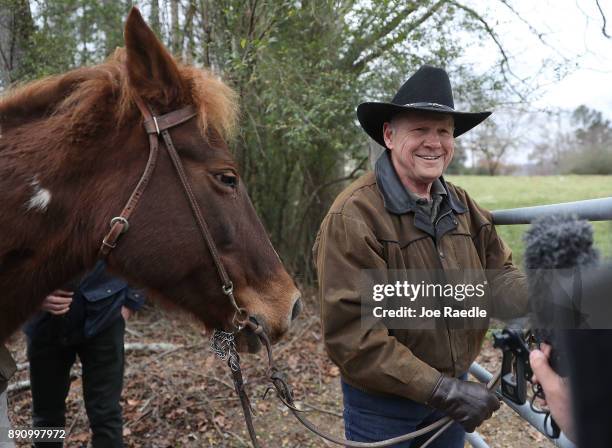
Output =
[{"x1": 0, "y1": 8, "x2": 301, "y2": 351}]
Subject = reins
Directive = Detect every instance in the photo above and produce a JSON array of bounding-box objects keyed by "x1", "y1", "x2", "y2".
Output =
[{"x1": 215, "y1": 318, "x2": 502, "y2": 448}]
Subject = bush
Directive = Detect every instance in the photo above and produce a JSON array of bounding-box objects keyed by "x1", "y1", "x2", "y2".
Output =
[{"x1": 562, "y1": 147, "x2": 612, "y2": 175}]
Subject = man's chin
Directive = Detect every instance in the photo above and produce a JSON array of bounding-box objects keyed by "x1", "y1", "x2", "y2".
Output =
[{"x1": 415, "y1": 172, "x2": 443, "y2": 185}]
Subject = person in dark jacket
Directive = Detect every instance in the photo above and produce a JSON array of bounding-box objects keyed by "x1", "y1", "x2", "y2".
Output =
[{"x1": 24, "y1": 260, "x2": 144, "y2": 448}]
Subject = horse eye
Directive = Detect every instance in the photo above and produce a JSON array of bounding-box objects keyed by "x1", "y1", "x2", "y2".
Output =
[{"x1": 216, "y1": 173, "x2": 238, "y2": 188}]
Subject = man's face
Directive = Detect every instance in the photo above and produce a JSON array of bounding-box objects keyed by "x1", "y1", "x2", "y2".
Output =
[{"x1": 382, "y1": 111, "x2": 455, "y2": 188}]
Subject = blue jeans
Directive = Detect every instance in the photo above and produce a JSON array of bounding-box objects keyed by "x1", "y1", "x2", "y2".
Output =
[{"x1": 342, "y1": 379, "x2": 466, "y2": 448}]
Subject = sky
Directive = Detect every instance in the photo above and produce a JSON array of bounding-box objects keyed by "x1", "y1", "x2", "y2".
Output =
[
  {"x1": 464, "y1": 0, "x2": 612, "y2": 116},
  {"x1": 457, "y1": 0, "x2": 612, "y2": 163}
]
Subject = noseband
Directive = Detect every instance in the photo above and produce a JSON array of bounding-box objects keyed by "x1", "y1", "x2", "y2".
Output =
[{"x1": 99, "y1": 97, "x2": 248, "y2": 330}]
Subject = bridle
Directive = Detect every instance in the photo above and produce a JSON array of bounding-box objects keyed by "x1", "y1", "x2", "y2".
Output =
[
  {"x1": 96, "y1": 97, "x2": 501, "y2": 447},
  {"x1": 98, "y1": 96, "x2": 248, "y2": 330}
]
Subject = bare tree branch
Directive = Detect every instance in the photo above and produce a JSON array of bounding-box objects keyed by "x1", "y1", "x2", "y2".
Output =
[
  {"x1": 294, "y1": 155, "x2": 368, "y2": 241},
  {"x1": 341, "y1": 1, "x2": 421, "y2": 69},
  {"x1": 595, "y1": 0, "x2": 611, "y2": 38},
  {"x1": 351, "y1": 0, "x2": 447, "y2": 73},
  {"x1": 496, "y1": 0, "x2": 572, "y2": 63},
  {"x1": 447, "y1": 0, "x2": 528, "y2": 102}
]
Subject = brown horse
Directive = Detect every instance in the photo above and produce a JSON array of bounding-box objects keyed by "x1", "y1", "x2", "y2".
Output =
[{"x1": 0, "y1": 8, "x2": 300, "y2": 351}]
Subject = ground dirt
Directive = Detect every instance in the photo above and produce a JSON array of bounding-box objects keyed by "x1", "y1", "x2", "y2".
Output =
[{"x1": 6, "y1": 294, "x2": 556, "y2": 447}]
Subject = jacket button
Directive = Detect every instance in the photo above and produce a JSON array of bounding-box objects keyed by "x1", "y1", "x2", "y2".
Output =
[
  {"x1": 106, "y1": 289, "x2": 112, "y2": 293},
  {"x1": 439, "y1": 251, "x2": 445, "y2": 259},
  {"x1": 452, "y1": 219, "x2": 458, "y2": 225}
]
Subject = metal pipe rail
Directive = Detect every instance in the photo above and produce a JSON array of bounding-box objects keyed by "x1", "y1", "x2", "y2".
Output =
[
  {"x1": 492, "y1": 196, "x2": 612, "y2": 225},
  {"x1": 465, "y1": 431, "x2": 490, "y2": 448},
  {"x1": 469, "y1": 362, "x2": 577, "y2": 448}
]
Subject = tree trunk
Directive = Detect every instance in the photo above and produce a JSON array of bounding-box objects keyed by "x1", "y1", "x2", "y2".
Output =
[
  {"x1": 0, "y1": 0, "x2": 33, "y2": 88},
  {"x1": 183, "y1": 0, "x2": 197, "y2": 61},
  {"x1": 170, "y1": 0, "x2": 180, "y2": 54},
  {"x1": 149, "y1": 0, "x2": 161, "y2": 37}
]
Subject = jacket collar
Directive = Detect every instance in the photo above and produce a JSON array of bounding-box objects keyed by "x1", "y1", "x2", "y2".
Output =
[{"x1": 374, "y1": 150, "x2": 467, "y2": 215}]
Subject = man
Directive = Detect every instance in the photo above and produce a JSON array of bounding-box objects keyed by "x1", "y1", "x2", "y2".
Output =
[
  {"x1": 313, "y1": 66, "x2": 528, "y2": 447},
  {"x1": 0, "y1": 345, "x2": 16, "y2": 448},
  {"x1": 24, "y1": 260, "x2": 144, "y2": 448}
]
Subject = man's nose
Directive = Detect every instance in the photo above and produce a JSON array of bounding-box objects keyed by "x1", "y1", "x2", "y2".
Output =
[{"x1": 423, "y1": 132, "x2": 442, "y2": 149}]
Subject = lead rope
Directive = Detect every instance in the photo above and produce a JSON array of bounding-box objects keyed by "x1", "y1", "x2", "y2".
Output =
[
  {"x1": 211, "y1": 329, "x2": 261, "y2": 448},
  {"x1": 210, "y1": 320, "x2": 499, "y2": 448}
]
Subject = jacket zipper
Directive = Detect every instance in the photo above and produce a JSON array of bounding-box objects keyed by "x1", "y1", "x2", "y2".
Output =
[{"x1": 434, "y1": 209, "x2": 456, "y2": 375}]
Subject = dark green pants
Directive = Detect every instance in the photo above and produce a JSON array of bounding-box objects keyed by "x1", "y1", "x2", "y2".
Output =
[{"x1": 27, "y1": 318, "x2": 125, "y2": 448}]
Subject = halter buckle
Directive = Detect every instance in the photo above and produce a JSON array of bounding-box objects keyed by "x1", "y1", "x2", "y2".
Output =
[
  {"x1": 110, "y1": 216, "x2": 130, "y2": 233},
  {"x1": 153, "y1": 116, "x2": 161, "y2": 135},
  {"x1": 222, "y1": 282, "x2": 234, "y2": 296}
]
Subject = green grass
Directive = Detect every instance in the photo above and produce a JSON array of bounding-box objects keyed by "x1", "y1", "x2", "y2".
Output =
[{"x1": 445, "y1": 175, "x2": 612, "y2": 266}]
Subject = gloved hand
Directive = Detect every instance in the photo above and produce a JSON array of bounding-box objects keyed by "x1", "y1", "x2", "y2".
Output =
[{"x1": 427, "y1": 376, "x2": 500, "y2": 432}]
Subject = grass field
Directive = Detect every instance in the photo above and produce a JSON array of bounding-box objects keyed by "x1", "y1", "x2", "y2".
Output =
[{"x1": 446, "y1": 175, "x2": 612, "y2": 265}]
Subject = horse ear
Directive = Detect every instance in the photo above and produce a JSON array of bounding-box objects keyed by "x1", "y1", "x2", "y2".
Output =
[{"x1": 124, "y1": 7, "x2": 186, "y2": 106}]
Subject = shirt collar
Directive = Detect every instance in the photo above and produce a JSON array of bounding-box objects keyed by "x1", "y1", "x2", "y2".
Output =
[
  {"x1": 404, "y1": 178, "x2": 447, "y2": 205},
  {"x1": 374, "y1": 150, "x2": 467, "y2": 215}
]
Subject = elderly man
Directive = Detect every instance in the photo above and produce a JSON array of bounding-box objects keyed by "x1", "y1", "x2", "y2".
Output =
[{"x1": 313, "y1": 66, "x2": 527, "y2": 447}]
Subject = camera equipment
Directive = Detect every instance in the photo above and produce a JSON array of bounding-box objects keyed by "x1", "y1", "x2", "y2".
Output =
[
  {"x1": 493, "y1": 214, "x2": 599, "y2": 439},
  {"x1": 492, "y1": 328, "x2": 561, "y2": 438}
]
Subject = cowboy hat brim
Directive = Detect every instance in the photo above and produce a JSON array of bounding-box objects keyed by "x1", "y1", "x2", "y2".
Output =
[{"x1": 357, "y1": 102, "x2": 491, "y2": 148}]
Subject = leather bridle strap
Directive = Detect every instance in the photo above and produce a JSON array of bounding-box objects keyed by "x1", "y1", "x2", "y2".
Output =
[
  {"x1": 98, "y1": 96, "x2": 168, "y2": 257},
  {"x1": 154, "y1": 105, "x2": 248, "y2": 328},
  {"x1": 99, "y1": 97, "x2": 195, "y2": 257},
  {"x1": 100, "y1": 97, "x2": 248, "y2": 329}
]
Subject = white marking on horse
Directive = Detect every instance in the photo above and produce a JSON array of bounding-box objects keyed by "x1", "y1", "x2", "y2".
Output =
[{"x1": 26, "y1": 177, "x2": 52, "y2": 212}]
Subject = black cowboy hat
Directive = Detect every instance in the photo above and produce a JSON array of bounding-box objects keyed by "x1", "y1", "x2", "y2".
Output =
[{"x1": 357, "y1": 65, "x2": 491, "y2": 148}]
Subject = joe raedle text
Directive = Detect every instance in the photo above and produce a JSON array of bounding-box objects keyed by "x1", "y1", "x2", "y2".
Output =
[
  {"x1": 372, "y1": 305, "x2": 487, "y2": 319},
  {"x1": 368, "y1": 279, "x2": 489, "y2": 326}
]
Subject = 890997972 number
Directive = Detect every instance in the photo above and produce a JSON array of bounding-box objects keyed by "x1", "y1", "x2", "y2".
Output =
[{"x1": 4, "y1": 428, "x2": 66, "y2": 442}]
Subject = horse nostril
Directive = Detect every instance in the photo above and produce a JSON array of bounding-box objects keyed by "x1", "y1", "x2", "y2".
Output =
[{"x1": 291, "y1": 298, "x2": 302, "y2": 321}]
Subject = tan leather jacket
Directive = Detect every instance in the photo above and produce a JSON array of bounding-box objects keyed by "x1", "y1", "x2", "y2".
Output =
[{"x1": 313, "y1": 151, "x2": 527, "y2": 403}]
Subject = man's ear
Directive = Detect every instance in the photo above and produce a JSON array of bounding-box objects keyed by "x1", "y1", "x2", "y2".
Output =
[
  {"x1": 383, "y1": 122, "x2": 394, "y2": 149},
  {"x1": 124, "y1": 7, "x2": 187, "y2": 106}
]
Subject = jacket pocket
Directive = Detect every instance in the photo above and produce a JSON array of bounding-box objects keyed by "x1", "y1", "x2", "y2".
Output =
[
  {"x1": 82, "y1": 279, "x2": 128, "y2": 338},
  {"x1": 81, "y1": 278, "x2": 128, "y2": 302}
]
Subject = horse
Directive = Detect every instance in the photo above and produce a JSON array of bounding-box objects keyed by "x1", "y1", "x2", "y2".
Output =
[{"x1": 0, "y1": 7, "x2": 301, "y2": 352}]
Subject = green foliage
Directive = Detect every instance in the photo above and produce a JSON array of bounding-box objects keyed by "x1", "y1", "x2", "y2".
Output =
[
  {"x1": 530, "y1": 106, "x2": 612, "y2": 175},
  {"x1": 16, "y1": 0, "x2": 128, "y2": 81},
  {"x1": 564, "y1": 147, "x2": 612, "y2": 175},
  {"x1": 8, "y1": 0, "x2": 540, "y2": 283},
  {"x1": 560, "y1": 106, "x2": 612, "y2": 175}
]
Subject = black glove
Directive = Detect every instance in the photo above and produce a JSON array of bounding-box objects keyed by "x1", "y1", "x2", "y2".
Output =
[{"x1": 427, "y1": 376, "x2": 500, "y2": 432}]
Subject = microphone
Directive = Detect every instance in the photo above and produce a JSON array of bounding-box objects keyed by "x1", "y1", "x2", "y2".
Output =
[{"x1": 523, "y1": 214, "x2": 599, "y2": 376}]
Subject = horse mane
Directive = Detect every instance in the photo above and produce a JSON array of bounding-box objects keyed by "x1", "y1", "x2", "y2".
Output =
[{"x1": 0, "y1": 48, "x2": 238, "y2": 142}]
